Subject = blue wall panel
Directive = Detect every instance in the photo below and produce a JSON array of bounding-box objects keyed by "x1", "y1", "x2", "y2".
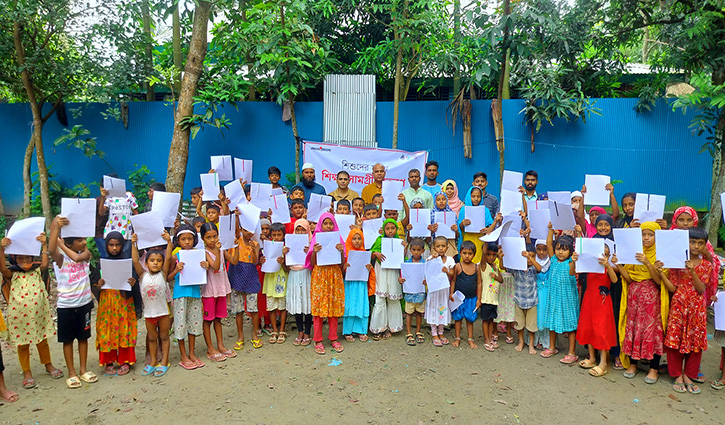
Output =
[{"x1": 0, "y1": 98, "x2": 711, "y2": 215}]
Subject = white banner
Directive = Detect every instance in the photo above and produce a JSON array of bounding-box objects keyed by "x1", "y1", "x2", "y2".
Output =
[{"x1": 303, "y1": 142, "x2": 428, "y2": 194}]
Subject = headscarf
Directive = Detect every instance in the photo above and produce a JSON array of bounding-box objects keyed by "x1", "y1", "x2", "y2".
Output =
[
  {"x1": 304, "y1": 212, "x2": 345, "y2": 270},
  {"x1": 534, "y1": 239, "x2": 551, "y2": 273},
  {"x1": 670, "y1": 206, "x2": 720, "y2": 302},
  {"x1": 293, "y1": 219, "x2": 312, "y2": 241},
  {"x1": 441, "y1": 179, "x2": 463, "y2": 215},
  {"x1": 457, "y1": 186, "x2": 493, "y2": 252},
  {"x1": 585, "y1": 206, "x2": 607, "y2": 237},
  {"x1": 592, "y1": 214, "x2": 614, "y2": 241},
  {"x1": 409, "y1": 198, "x2": 425, "y2": 208},
  {"x1": 104, "y1": 231, "x2": 127, "y2": 259},
  {"x1": 345, "y1": 228, "x2": 365, "y2": 253},
  {"x1": 431, "y1": 192, "x2": 454, "y2": 239},
  {"x1": 624, "y1": 221, "x2": 660, "y2": 282},
  {"x1": 617, "y1": 193, "x2": 637, "y2": 228},
  {"x1": 370, "y1": 218, "x2": 400, "y2": 254}
]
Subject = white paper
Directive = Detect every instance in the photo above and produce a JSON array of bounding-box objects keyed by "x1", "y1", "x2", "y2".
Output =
[
  {"x1": 655, "y1": 229, "x2": 689, "y2": 269},
  {"x1": 575, "y1": 237, "x2": 605, "y2": 274},
  {"x1": 503, "y1": 214, "x2": 522, "y2": 237},
  {"x1": 103, "y1": 176, "x2": 127, "y2": 198},
  {"x1": 634, "y1": 193, "x2": 666, "y2": 223},
  {"x1": 465, "y1": 206, "x2": 487, "y2": 233},
  {"x1": 501, "y1": 170, "x2": 523, "y2": 192},
  {"x1": 4, "y1": 217, "x2": 45, "y2": 256},
  {"x1": 60, "y1": 198, "x2": 96, "y2": 238},
  {"x1": 381, "y1": 238, "x2": 404, "y2": 269},
  {"x1": 237, "y1": 203, "x2": 261, "y2": 232},
  {"x1": 721, "y1": 193, "x2": 725, "y2": 223},
  {"x1": 548, "y1": 200, "x2": 576, "y2": 230},
  {"x1": 499, "y1": 189, "x2": 522, "y2": 216},
  {"x1": 434, "y1": 211, "x2": 456, "y2": 239},
  {"x1": 316, "y1": 231, "x2": 342, "y2": 266},
  {"x1": 381, "y1": 180, "x2": 404, "y2": 211},
  {"x1": 501, "y1": 237, "x2": 528, "y2": 271},
  {"x1": 526, "y1": 199, "x2": 549, "y2": 212},
  {"x1": 271, "y1": 187, "x2": 284, "y2": 196},
  {"x1": 210, "y1": 155, "x2": 233, "y2": 181},
  {"x1": 714, "y1": 292, "x2": 725, "y2": 331},
  {"x1": 269, "y1": 194, "x2": 291, "y2": 224},
  {"x1": 150, "y1": 191, "x2": 181, "y2": 227},
  {"x1": 346, "y1": 250, "x2": 371, "y2": 281},
  {"x1": 248, "y1": 183, "x2": 272, "y2": 212},
  {"x1": 334, "y1": 214, "x2": 355, "y2": 242},
  {"x1": 177, "y1": 249, "x2": 207, "y2": 286},
  {"x1": 200, "y1": 173, "x2": 220, "y2": 201},
  {"x1": 100, "y1": 258, "x2": 133, "y2": 291},
  {"x1": 401, "y1": 262, "x2": 426, "y2": 294},
  {"x1": 480, "y1": 221, "x2": 513, "y2": 243},
  {"x1": 409, "y1": 208, "x2": 431, "y2": 238},
  {"x1": 425, "y1": 257, "x2": 450, "y2": 293},
  {"x1": 218, "y1": 214, "x2": 237, "y2": 250},
  {"x1": 584, "y1": 175, "x2": 611, "y2": 206},
  {"x1": 307, "y1": 193, "x2": 333, "y2": 223},
  {"x1": 362, "y1": 218, "x2": 383, "y2": 249},
  {"x1": 449, "y1": 290, "x2": 465, "y2": 312},
  {"x1": 129, "y1": 212, "x2": 166, "y2": 249},
  {"x1": 528, "y1": 208, "x2": 551, "y2": 240},
  {"x1": 547, "y1": 191, "x2": 572, "y2": 204},
  {"x1": 284, "y1": 234, "x2": 309, "y2": 266},
  {"x1": 234, "y1": 158, "x2": 253, "y2": 183},
  {"x1": 261, "y1": 240, "x2": 284, "y2": 273},
  {"x1": 613, "y1": 228, "x2": 644, "y2": 265},
  {"x1": 224, "y1": 179, "x2": 246, "y2": 207}
]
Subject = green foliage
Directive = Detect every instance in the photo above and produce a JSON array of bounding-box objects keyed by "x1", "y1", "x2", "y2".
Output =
[
  {"x1": 127, "y1": 164, "x2": 154, "y2": 212},
  {"x1": 29, "y1": 168, "x2": 98, "y2": 218},
  {"x1": 671, "y1": 72, "x2": 724, "y2": 158},
  {"x1": 0, "y1": 216, "x2": 6, "y2": 236},
  {"x1": 631, "y1": 74, "x2": 670, "y2": 114},
  {"x1": 86, "y1": 237, "x2": 100, "y2": 268},
  {"x1": 285, "y1": 172, "x2": 297, "y2": 189},
  {"x1": 53, "y1": 125, "x2": 105, "y2": 159},
  {"x1": 178, "y1": 102, "x2": 232, "y2": 140}
]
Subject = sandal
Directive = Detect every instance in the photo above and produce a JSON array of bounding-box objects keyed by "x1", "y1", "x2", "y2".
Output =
[
  {"x1": 613, "y1": 357, "x2": 624, "y2": 370},
  {"x1": 685, "y1": 382, "x2": 701, "y2": 394},
  {"x1": 589, "y1": 366, "x2": 608, "y2": 377},
  {"x1": 672, "y1": 381, "x2": 687, "y2": 393},
  {"x1": 141, "y1": 365, "x2": 156, "y2": 376},
  {"x1": 432, "y1": 338, "x2": 443, "y2": 347},
  {"x1": 383, "y1": 331, "x2": 392, "y2": 340},
  {"x1": 206, "y1": 353, "x2": 226, "y2": 362},
  {"x1": 314, "y1": 344, "x2": 326, "y2": 355},
  {"x1": 331, "y1": 341, "x2": 344, "y2": 353},
  {"x1": 0, "y1": 390, "x2": 19, "y2": 403},
  {"x1": 46, "y1": 368, "x2": 64, "y2": 379},
  {"x1": 578, "y1": 359, "x2": 596, "y2": 369},
  {"x1": 80, "y1": 371, "x2": 98, "y2": 383},
  {"x1": 540, "y1": 348, "x2": 558, "y2": 358},
  {"x1": 221, "y1": 349, "x2": 237, "y2": 359},
  {"x1": 301, "y1": 337, "x2": 311, "y2": 346},
  {"x1": 359, "y1": 334, "x2": 368, "y2": 342},
  {"x1": 277, "y1": 332, "x2": 287, "y2": 344},
  {"x1": 560, "y1": 354, "x2": 579, "y2": 365},
  {"x1": 251, "y1": 339, "x2": 263, "y2": 349},
  {"x1": 345, "y1": 335, "x2": 355, "y2": 342},
  {"x1": 505, "y1": 336, "x2": 514, "y2": 344},
  {"x1": 234, "y1": 341, "x2": 245, "y2": 351},
  {"x1": 484, "y1": 343, "x2": 495, "y2": 352},
  {"x1": 22, "y1": 378, "x2": 36, "y2": 389},
  {"x1": 269, "y1": 332, "x2": 279, "y2": 344},
  {"x1": 293, "y1": 337, "x2": 302, "y2": 346},
  {"x1": 415, "y1": 332, "x2": 425, "y2": 344},
  {"x1": 711, "y1": 380, "x2": 725, "y2": 390},
  {"x1": 492, "y1": 335, "x2": 499, "y2": 342},
  {"x1": 66, "y1": 376, "x2": 82, "y2": 389},
  {"x1": 104, "y1": 365, "x2": 117, "y2": 376},
  {"x1": 372, "y1": 333, "x2": 382, "y2": 341},
  {"x1": 153, "y1": 364, "x2": 169, "y2": 377},
  {"x1": 440, "y1": 336, "x2": 450, "y2": 345},
  {"x1": 178, "y1": 361, "x2": 198, "y2": 371},
  {"x1": 694, "y1": 371, "x2": 706, "y2": 383},
  {"x1": 118, "y1": 364, "x2": 130, "y2": 376},
  {"x1": 406, "y1": 334, "x2": 416, "y2": 346}
]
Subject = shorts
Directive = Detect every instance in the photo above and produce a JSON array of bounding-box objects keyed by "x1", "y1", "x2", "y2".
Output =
[
  {"x1": 173, "y1": 297, "x2": 203, "y2": 338},
  {"x1": 514, "y1": 305, "x2": 538, "y2": 332},
  {"x1": 479, "y1": 303, "x2": 498, "y2": 321},
  {"x1": 266, "y1": 296, "x2": 286, "y2": 311},
  {"x1": 145, "y1": 315, "x2": 168, "y2": 327},
  {"x1": 451, "y1": 297, "x2": 479, "y2": 323},
  {"x1": 57, "y1": 302, "x2": 94, "y2": 343},
  {"x1": 404, "y1": 301, "x2": 425, "y2": 315},
  {"x1": 230, "y1": 290, "x2": 258, "y2": 314},
  {"x1": 202, "y1": 296, "x2": 228, "y2": 321}
]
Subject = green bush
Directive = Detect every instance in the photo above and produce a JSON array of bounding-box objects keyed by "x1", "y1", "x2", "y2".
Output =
[{"x1": 127, "y1": 164, "x2": 155, "y2": 212}]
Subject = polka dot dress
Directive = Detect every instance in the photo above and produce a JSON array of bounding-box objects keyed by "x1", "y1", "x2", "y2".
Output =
[{"x1": 7, "y1": 270, "x2": 56, "y2": 346}]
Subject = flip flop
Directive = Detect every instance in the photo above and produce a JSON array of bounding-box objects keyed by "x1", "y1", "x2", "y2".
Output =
[
  {"x1": 711, "y1": 380, "x2": 725, "y2": 390},
  {"x1": 301, "y1": 337, "x2": 311, "y2": 346},
  {"x1": 46, "y1": 368, "x2": 64, "y2": 379},
  {"x1": 560, "y1": 355, "x2": 579, "y2": 364},
  {"x1": 314, "y1": 344, "x2": 326, "y2": 355},
  {"x1": 79, "y1": 371, "x2": 98, "y2": 383},
  {"x1": 221, "y1": 349, "x2": 237, "y2": 359},
  {"x1": 672, "y1": 382, "x2": 687, "y2": 393},
  {"x1": 0, "y1": 391, "x2": 19, "y2": 403},
  {"x1": 685, "y1": 382, "x2": 701, "y2": 394},
  {"x1": 293, "y1": 337, "x2": 303, "y2": 346},
  {"x1": 331, "y1": 341, "x2": 344, "y2": 353},
  {"x1": 440, "y1": 336, "x2": 450, "y2": 345},
  {"x1": 345, "y1": 335, "x2": 355, "y2": 342},
  {"x1": 432, "y1": 338, "x2": 443, "y2": 347},
  {"x1": 141, "y1": 365, "x2": 156, "y2": 376},
  {"x1": 178, "y1": 361, "x2": 198, "y2": 371},
  {"x1": 22, "y1": 378, "x2": 36, "y2": 389},
  {"x1": 251, "y1": 339, "x2": 263, "y2": 349},
  {"x1": 206, "y1": 353, "x2": 226, "y2": 362},
  {"x1": 66, "y1": 376, "x2": 81, "y2": 389},
  {"x1": 359, "y1": 335, "x2": 368, "y2": 342},
  {"x1": 104, "y1": 365, "x2": 117, "y2": 376},
  {"x1": 505, "y1": 336, "x2": 514, "y2": 344},
  {"x1": 540, "y1": 348, "x2": 558, "y2": 358},
  {"x1": 234, "y1": 341, "x2": 244, "y2": 351},
  {"x1": 117, "y1": 364, "x2": 131, "y2": 375},
  {"x1": 194, "y1": 360, "x2": 206, "y2": 368},
  {"x1": 484, "y1": 343, "x2": 495, "y2": 352}
]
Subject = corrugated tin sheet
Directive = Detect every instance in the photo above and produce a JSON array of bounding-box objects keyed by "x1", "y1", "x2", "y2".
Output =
[{"x1": 323, "y1": 74, "x2": 376, "y2": 147}]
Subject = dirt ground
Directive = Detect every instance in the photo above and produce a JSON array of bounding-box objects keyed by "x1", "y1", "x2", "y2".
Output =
[{"x1": 2, "y1": 300, "x2": 725, "y2": 425}]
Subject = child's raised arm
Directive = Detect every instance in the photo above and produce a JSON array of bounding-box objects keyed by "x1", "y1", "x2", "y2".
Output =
[
  {"x1": 38, "y1": 233, "x2": 49, "y2": 270},
  {"x1": 162, "y1": 231, "x2": 174, "y2": 276},
  {"x1": 400, "y1": 195, "x2": 410, "y2": 227},
  {"x1": 569, "y1": 252, "x2": 578, "y2": 276},
  {"x1": 207, "y1": 243, "x2": 222, "y2": 271},
  {"x1": 196, "y1": 191, "x2": 206, "y2": 219},
  {"x1": 659, "y1": 264, "x2": 676, "y2": 293},
  {"x1": 0, "y1": 238, "x2": 12, "y2": 280},
  {"x1": 612, "y1": 255, "x2": 632, "y2": 283},
  {"x1": 223, "y1": 246, "x2": 239, "y2": 266},
  {"x1": 131, "y1": 234, "x2": 146, "y2": 278},
  {"x1": 602, "y1": 255, "x2": 618, "y2": 284},
  {"x1": 687, "y1": 260, "x2": 706, "y2": 294},
  {"x1": 546, "y1": 222, "x2": 555, "y2": 258},
  {"x1": 608, "y1": 183, "x2": 620, "y2": 221},
  {"x1": 48, "y1": 216, "x2": 65, "y2": 267}
]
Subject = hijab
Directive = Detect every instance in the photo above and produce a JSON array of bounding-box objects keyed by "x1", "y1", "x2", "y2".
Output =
[
  {"x1": 592, "y1": 214, "x2": 614, "y2": 241},
  {"x1": 670, "y1": 206, "x2": 720, "y2": 301},
  {"x1": 617, "y1": 193, "x2": 637, "y2": 228},
  {"x1": 624, "y1": 221, "x2": 659, "y2": 282},
  {"x1": 304, "y1": 213, "x2": 345, "y2": 270},
  {"x1": 289, "y1": 219, "x2": 311, "y2": 271},
  {"x1": 345, "y1": 228, "x2": 365, "y2": 253},
  {"x1": 457, "y1": 186, "x2": 492, "y2": 251},
  {"x1": 534, "y1": 240, "x2": 551, "y2": 273},
  {"x1": 441, "y1": 179, "x2": 463, "y2": 215},
  {"x1": 104, "y1": 231, "x2": 127, "y2": 259},
  {"x1": 370, "y1": 218, "x2": 400, "y2": 252},
  {"x1": 431, "y1": 192, "x2": 455, "y2": 239}
]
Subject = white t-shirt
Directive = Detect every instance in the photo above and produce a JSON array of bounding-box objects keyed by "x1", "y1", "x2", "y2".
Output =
[
  {"x1": 140, "y1": 272, "x2": 169, "y2": 318},
  {"x1": 54, "y1": 254, "x2": 92, "y2": 309},
  {"x1": 104, "y1": 193, "x2": 139, "y2": 239}
]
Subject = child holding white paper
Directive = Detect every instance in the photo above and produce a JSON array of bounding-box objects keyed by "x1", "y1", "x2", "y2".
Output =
[
  {"x1": 615, "y1": 193, "x2": 636, "y2": 228},
  {"x1": 457, "y1": 186, "x2": 497, "y2": 263},
  {"x1": 285, "y1": 220, "x2": 313, "y2": 346},
  {"x1": 228, "y1": 224, "x2": 264, "y2": 350},
  {"x1": 575, "y1": 243, "x2": 618, "y2": 377},
  {"x1": 90, "y1": 232, "x2": 137, "y2": 376},
  {"x1": 49, "y1": 216, "x2": 97, "y2": 388},
  {"x1": 426, "y1": 236, "x2": 455, "y2": 347},
  {"x1": 260, "y1": 223, "x2": 289, "y2": 344},
  {"x1": 508, "y1": 234, "x2": 540, "y2": 355},
  {"x1": 533, "y1": 240, "x2": 551, "y2": 350},
  {"x1": 429, "y1": 192, "x2": 459, "y2": 257},
  {"x1": 199, "y1": 223, "x2": 238, "y2": 361},
  {"x1": 306, "y1": 213, "x2": 346, "y2": 355},
  {"x1": 480, "y1": 243, "x2": 503, "y2": 351},
  {"x1": 540, "y1": 224, "x2": 579, "y2": 364},
  {"x1": 343, "y1": 228, "x2": 373, "y2": 342},
  {"x1": 369, "y1": 219, "x2": 405, "y2": 340},
  {"x1": 660, "y1": 227, "x2": 711, "y2": 394},
  {"x1": 0, "y1": 234, "x2": 63, "y2": 389},
  {"x1": 399, "y1": 238, "x2": 426, "y2": 346},
  {"x1": 99, "y1": 185, "x2": 138, "y2": 240},
  {"x1": 131, "y1": 231, "x2": 174, "y2": 377},
  {"x1": 284, "y1": 199, "x2": 306, "y2": 234},
  {"x1": 450, "y1": 241, "x2": 482, "y2": 349}
]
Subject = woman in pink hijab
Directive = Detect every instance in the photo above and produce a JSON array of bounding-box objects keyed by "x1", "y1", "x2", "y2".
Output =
[{"x1": 441, "y1": 179, "x2": 463, "y2": 217}]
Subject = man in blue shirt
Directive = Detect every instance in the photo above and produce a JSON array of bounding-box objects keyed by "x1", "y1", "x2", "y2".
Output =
[{"x1": 295, "y1": 163, "x2": 327, "y2": 204}]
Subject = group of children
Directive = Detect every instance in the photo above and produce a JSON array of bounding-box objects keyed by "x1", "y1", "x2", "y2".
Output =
[{"x1": 0, "y1": 165, "x2": 723, "y2": 403}]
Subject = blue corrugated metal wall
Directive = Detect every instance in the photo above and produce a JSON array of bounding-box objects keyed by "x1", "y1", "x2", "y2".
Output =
[{"x1": 0, "y1": 98, "x2": 711, "y2": 215}]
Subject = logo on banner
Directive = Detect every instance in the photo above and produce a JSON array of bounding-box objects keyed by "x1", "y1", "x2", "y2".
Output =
[{"x1": 309, "y1": 146, "x2": 332, "y2": 152}]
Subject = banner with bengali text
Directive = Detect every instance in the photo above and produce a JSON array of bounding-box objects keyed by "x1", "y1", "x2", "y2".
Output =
[{"x1": 302, "y1": 142, "x2": 429, "y2": 194}]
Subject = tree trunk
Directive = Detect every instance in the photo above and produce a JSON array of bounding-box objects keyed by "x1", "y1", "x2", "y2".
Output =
[
  {"x1": 142, "y1": 0, "x2": 156, "y2": 102},
  {"x1": 290, "y1": 98, "x2": 300, "y2": 183},
  {"x1": 33, "y1": 125, "x2": 52, "y2": 226},
  {"x1": 166, "y1": 1, "x2": 212, "y2": 194},
  {"x1": 172, "y1": 2, "x2": 182, "y2": 94},
  {"x1": 452, "y1": 0, "x2": 461, "y2": 98},
  {"x1": 393, "y1": 36, "x2": 402, "y2": 149},
  {"x1": 22, "y1": 138, "x2": 34, "y2": 217},
  {"x1": 706, "y1": 105, "x2": 725, "y2": 246},
  {"x1": 493, "y1": 0, "x2": 511, "y2": 181}
]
